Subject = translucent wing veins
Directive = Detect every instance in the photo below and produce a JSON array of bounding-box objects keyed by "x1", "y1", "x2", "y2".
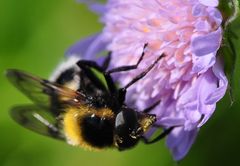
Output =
[
  {"x1": 6, "y1": 69, "x2": 86, "y2": 110},
  {"x1": 10, "y1": 105, "x2": 65, "y2": 140}
]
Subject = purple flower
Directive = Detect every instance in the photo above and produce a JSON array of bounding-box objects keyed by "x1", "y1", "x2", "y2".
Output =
[{"x1": 68, "y1": 0, "x2": 228, "y2": 161}]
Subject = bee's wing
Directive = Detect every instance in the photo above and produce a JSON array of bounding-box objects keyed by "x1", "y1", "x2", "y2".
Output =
[
  {"x1": 6, "y1": 69, "x2": 86, "y2": 110},
  {"x1": 10, "y1": 105, "x2": 65, "y2": 140}
]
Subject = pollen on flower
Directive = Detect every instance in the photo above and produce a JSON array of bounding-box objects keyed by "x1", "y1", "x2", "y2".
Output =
[
  {"x1": 148, "y1": 18, "x2": 162, "y2": 26},
  {"x1": 142, "y1": 26, "x2": 150, "y2": 33}
]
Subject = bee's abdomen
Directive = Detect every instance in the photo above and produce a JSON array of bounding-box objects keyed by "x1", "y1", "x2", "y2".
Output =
[
  {"x1": 80, "y1": 116, "x2": 114, "y2": 148},
  {"x1": 63, "y1": 107, "x2": 115, "y2": 150}
]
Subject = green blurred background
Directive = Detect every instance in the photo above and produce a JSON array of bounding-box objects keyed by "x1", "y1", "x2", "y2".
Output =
[{"x1": 1, "y1": 0, "x2": 240, "y2": 166}]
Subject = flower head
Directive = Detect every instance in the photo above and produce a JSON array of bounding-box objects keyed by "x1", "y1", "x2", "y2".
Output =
[
  {"x1": 69, "y1": 0, "x2": 228, "y2": 161},
  {"x1": 101, "y1": 0, "x2": 228, "y2": 160}
]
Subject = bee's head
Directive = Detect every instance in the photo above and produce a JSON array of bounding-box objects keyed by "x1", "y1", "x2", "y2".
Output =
[{"x1": 114, "y1": 107, "x2": 156, "y2": 150}]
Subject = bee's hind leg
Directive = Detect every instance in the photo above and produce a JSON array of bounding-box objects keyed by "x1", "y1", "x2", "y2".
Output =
[
  {"x1": 141, "y1": 127, "x2": 174, "y2": 144},
  {"x1": 142, "y1": 100, "x2": 161, "y2": 113},
  {"x1": 105, "y1": 43, "x2": 148, "y2": 74}
]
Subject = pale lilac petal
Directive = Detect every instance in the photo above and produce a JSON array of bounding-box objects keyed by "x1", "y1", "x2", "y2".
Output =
[
  {"x1": 155, "y1": 117, "x2": 185, "y2": 127},
  {"x1": 194, "y1": 20, "x2": 211, "y2": 32},
  {"x1": 66, "y1": 33, "x2": 108, "y2": 60},
  {"x1": 199, "y1": 0, "x2": 219, "y2": 7},
  {"x1": 167, "y1": 127, "x2": 199, "y2": 161},
  {"x1": 192, "y1": 4, "x2": 206, "y2": 17},
  {"x1": 205, "y1": 59, "x2": 228, "y2": 104},
  {"x1": 78, "y1": 0, "x2": 106, "y2": 14},
  {"x1": 66, "y1": 34, "x2": 98, "y2": 56},
  {"x1": 191, "y1": 28, "x2": 222, "y2": 57},
  {"x1": 207, "y1": 8, "x2": 223, "y2": 26},
  {"x1": 192, "y1": 52, "x2": 216, "y2": 73},
  {"x1": 177, "y1": 68, "x2": 223, "y2": 129}
]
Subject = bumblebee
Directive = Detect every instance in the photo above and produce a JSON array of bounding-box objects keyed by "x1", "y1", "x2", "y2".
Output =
[{"x1": 6, "y1": 44, "x2": 172, "y2": 151}]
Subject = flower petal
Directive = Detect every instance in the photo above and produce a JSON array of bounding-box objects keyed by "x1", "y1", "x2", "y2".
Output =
[
  {"x1": 207, "y1": 7, "x2": 222, "y2": 26},
  {"x1": 66, "y1": 33, "x2": 108, "y2": 60},
  {"x1": 166, "y1": 127, "x2": 198, "y2": 161},
  {"x1": 199, "y1": 0, "x2": 219, "y2": 7},
  {"x1": 191, "y1": 28, "x2": 222, "y2": 57},
  {"x1": 205, "y1": 59, "x2": 228, "y2": 104},
  {"x1": 155, "y1": 117, "x2": 185, "y2": 127},
  {"x1": 177, "y1": 66, "x2": 226, "y2": 129},
  {"x1": 192, "y1": 52, "x2": 216, "y2": 73},
  {"x1": 78, "y1": 0, "x2": 106, "y2": 14}
]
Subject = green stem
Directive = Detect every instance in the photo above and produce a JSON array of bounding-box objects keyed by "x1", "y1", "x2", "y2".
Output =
[{"x1": 224, "y1": 0, "x2": 239, "y2": 28}]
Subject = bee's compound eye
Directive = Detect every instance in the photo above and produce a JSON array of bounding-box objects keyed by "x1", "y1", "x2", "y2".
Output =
[
  {"x1": 115, "y1": 109, "x2": 138, "y2": 128},
  {"x1": 115, "y1": 111, "x2": 125, "y2": 127},
  {"x1": 114, "y1": 109, "x2": 141, "y2": 150}
]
